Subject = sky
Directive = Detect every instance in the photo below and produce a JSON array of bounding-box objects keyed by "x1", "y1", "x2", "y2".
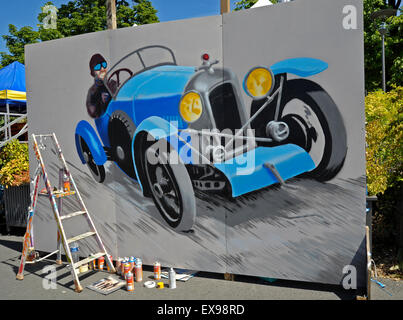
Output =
[{"x1": 0, "y1": 0, "x2": 244, "y2": 55}]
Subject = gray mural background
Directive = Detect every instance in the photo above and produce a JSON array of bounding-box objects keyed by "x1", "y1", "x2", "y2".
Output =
[{"x1": 26, "y1": 0, "x2": 366, "y2": 287}]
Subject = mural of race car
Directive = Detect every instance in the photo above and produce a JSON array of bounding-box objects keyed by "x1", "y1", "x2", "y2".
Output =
[{"x1": 75, "y1": 45, "x2": 347, "y2": 232}]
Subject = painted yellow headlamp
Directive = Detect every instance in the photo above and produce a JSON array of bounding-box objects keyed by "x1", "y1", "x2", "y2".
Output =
[
  {"x1": 244, "y1": 67, "x2": 275, "y2": 99},
  {"x1": 179, "y1": 91, "x2": 203, "y2": 123}
]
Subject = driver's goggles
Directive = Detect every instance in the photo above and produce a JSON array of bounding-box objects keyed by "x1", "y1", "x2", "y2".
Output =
[{"x1": 94, "y1": 61, "x2": 107, "y2": 71}]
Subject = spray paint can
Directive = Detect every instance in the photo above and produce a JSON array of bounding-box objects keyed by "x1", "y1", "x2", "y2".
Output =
[
  {"x1": 129, "y1": 256, "x2": 135, "y2": 272},
  {"x1": 106, "y1": 255, "x2": 113, "y2": 272},
  {"x1": 154, "y1": 262, "x2": 161, "y2": 281},
  {"x1": 98, "y1": 256, "x2": 105, "y2": 270},
  {"x1": 168, "y1": 268, "x2": 176, "y2": 289},
  {"x1": 126, "y1": 271, "x2": 134, "y2": 292},
  {"x1": 135, "y1": 258, "x2": 143, "y2": 282},
  {"x1": 123, "y1": 261, "x2": 131, "y2": 279},
  {"x1": 89, "y1": 253, "x2": 96, "y2": 270},
  {"x1": 63, "y1": 173, "x2": 70, "y2": 192},
  {"x1": 120, "y1": 258, "x2": 127, "y2": 276},
  {"x1": 116, "y1": 258, "x2": 122, "y2": 275}
]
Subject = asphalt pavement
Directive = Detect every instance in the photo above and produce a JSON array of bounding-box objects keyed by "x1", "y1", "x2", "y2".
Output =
[{"x1": 0, "y1": 231, "x2": 401, "y2": 301}]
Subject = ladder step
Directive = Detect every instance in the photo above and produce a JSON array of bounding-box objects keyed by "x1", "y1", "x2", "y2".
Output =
[
  {"x1": 39, "y1": 190, "x2": 76, "y2": 198},
  {"x1": 67, "y1": 231, "x2": 96, "y2": 244},
  {"x1": 73, "y1": 252, "x2": 105, "y2": 269},
  {"x1": 60, "y1": 211, "x2": 86, "y2": 221},
  {"x1": 53, "y1": 190, "x2": 76, "y2": 198}
]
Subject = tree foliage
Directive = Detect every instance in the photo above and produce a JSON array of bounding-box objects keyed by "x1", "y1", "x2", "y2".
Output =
[
  {"x1": 364, "y1": 0, "x2": 402, "y2": 92},
  {"x1": 0, "y1": 140, "x2": 29, "y2": 187},
  {"x1": 1, "y1": 0, "x2": 159, "y2": 67},
  {"x1": 0, "y1": 26, "x2": 40, "y2": 67},
  {"x1": 366, "y1": 86, "x2": 402, "y2": 195},
  {"x1": 234, "y1": 0, "x2": 277, "y2": 11}
]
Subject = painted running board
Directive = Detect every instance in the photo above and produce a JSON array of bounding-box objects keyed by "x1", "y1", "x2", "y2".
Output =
[{"x1": 214, "y1": 144, "x2": 315, "y2": 197}]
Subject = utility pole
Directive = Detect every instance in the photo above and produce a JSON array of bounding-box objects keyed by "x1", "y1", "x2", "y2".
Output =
[
  {"x1": 106, "y1": 0, "x2": 117, "y2": 30},
  {"x1": 221, "y1": 0, "x2": 230, "y2": 14}
]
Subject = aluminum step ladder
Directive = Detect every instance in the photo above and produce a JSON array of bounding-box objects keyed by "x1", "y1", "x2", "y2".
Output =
[{"x1": 16, "y1": 133, "x2": 115, "y2": 292}]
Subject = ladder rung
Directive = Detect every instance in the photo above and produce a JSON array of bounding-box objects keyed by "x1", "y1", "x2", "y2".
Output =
[
  {"x1": 73, "y1": 252, "x2": 105, "y2": 269},
  {"x1": 67, "y1": 231, "x2": 96, "y2": 244},
  {"x1": 34, "y1": 134, "x2": 53, "y2": 137},
  {"x1": 60, "y1": 211, "x2": 86, "y2": 221},
  {"x1": 53, "y1": 190, "x2": 76, "y2": 198},
  {"x1": 39, "y1": 190, "x2": 76, "y2": 198}
]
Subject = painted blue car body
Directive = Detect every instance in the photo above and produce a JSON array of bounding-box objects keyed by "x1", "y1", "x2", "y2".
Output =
[{"x1": 75, "y1": 56, "x2": 326, "y2": 197}]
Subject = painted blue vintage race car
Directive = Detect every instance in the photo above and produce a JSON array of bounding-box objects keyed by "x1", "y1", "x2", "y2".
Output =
[{"x1": 75, "y1": 45, "x2": 347, "y2": 231}]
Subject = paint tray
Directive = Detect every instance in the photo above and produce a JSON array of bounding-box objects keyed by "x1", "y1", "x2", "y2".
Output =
[
  {"x1": 161, "y1": 269, "x2": 199, "y2": 282},
  {"x1": 87, "y1": 276, "x2": 126, "y2": 295}
]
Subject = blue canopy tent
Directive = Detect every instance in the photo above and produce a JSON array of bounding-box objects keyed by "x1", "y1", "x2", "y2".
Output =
[{"x1": 0, "y1": 61, "x2": 27, "y2": 147}]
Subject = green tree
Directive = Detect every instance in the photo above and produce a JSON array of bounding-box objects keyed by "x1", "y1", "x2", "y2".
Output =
[
  {"x1": 366, "y1": 87, "x2": 403, "y2": 272},
  {"x1": 0, "y1": 25, "x2": 40, "y2": 67},
  {"x1": 1, "y1": 0, "x2": 159, "y2": 67},
  {"x1": 234, "y1": 0, "x2": 277, "y2": 11},
  {"x1": 364, "y1": 0, "x2": 402, "y2": 92},
  {"x1": 132, "y1": 0, "x2": 159, "y2": 25}
]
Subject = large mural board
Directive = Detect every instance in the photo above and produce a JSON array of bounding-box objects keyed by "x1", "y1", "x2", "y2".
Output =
[{"x1": 26, "y1": 0, "x2": 366, "y2": 287}]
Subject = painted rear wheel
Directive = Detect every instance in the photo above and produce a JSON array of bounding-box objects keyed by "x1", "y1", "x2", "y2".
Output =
[
  {"x1": 79, "y1": 137, "x2": 105, "y2": 183},
  {"x1": 108, "y1": 110, "x2": 136, "y2": 178}
]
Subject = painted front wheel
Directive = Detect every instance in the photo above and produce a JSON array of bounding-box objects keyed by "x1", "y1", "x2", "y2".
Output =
[
  {"x1": 144, "y1": 139, "x2": 196, "y2": 231},
  {"x1": 251, "y1": 79, "x2": 347, "y2": 181}
]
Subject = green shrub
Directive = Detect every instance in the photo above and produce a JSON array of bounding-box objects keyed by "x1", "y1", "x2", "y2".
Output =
[
  {"x1": 366, "y1": 86, "x2": 402, "y2": 195},
  {"x1": 366, "y1": 86, "x2": 403, "y2": 272},
  {"x1": 0, "y1": 139, "x2": 29, "y2": 187}
]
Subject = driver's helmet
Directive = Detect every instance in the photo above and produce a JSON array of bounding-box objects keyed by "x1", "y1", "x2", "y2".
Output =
[{"x1": 89, "y1": 53, "x2": 107, "y2": 77}]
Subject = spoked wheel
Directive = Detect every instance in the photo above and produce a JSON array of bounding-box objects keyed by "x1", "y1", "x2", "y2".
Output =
[
  {"x1": 79, "y1": 137, "x2": 105, "y2": 183},
  {"x1": 144, "y1": 139, "x2": 196, "y2": 231},
  {"x1": 251, "y1": 79, "x2": 347, "y2": 181}
]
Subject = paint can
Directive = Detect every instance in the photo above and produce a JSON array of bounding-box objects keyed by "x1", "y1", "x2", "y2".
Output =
[
  {"x1": 126, "y1": 271, "x2": 134, "y2": 292},
  {"x1": 135, "y1": 258, "x2": 143, "y2": 282},
  {"x1": 129, "y1": 256, "x2": 135, "y2": 272},
  {"x1": 63, "y1": 173, "x2": 70, "y2": 192},
  {"x1": 79, "y1": 264, "x2": 88, "y2": 274},
  {"x1": 89, "y1": 253, "x2": 96, "y2": 270},
  {"x1": 120, "y1": 258, "x2": 127, "y2": 276},
  {"x1": 153, "y1": 262, "x2": 161, "y2": 280},
  {"x1": 116, "y1": 258, "x2": 122, "y2": 275},
  {"x1": 98, "y1": 256, "x2": 105, "y2": 270},
  {"x1": 123, "y1": 261, "x2": 131, "y2": 278},
  {"x1": 168, "y1": 268, "x2": 176, "y2": 289},
  {"x1": 106, "y1": 255, "x2": 113, "y2": 272}
]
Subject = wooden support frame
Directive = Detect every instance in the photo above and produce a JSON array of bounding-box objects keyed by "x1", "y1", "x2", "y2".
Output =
[
  {"x1": 106, "y1": 0, "x2": 117, "y2": 30},
  {"x1": 221, "y1": 0, "x2": 230, "y2": 14}
]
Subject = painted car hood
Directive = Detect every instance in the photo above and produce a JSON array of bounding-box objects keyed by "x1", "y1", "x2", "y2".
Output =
[{"x1": 115, "y1": 65, "x2": 196, "y2": 129}]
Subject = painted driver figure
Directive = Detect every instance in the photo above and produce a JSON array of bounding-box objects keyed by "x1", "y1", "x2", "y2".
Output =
[{"x1": 86, "y1": 53, "x2": 114, "y2": 118}]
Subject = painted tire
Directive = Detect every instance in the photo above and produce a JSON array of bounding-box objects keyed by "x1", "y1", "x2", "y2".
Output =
[
  {"x1": 108, "y1": 110, "x2": 136, "y2": 178},
  {"x1": 144, "y1": 139, "x2": 196, "y2": 231},
  {"x1": 251, "y1": 79, "x2": 347, "y2": 181},
  {"x1": 79, "y1": 136, "x2": 106, "y2": 183}
]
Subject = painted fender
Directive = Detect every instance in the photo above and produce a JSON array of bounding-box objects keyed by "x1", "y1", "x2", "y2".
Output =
[
  {"x1": 75, "y1": 120, "x2": 107, "y2": 166},
  {"x1": 132, "y1": 116, "x2": 182, "y2": 194},
  {"x1": 270, "y1": 57, "x2": 328, "y2": 77}
]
